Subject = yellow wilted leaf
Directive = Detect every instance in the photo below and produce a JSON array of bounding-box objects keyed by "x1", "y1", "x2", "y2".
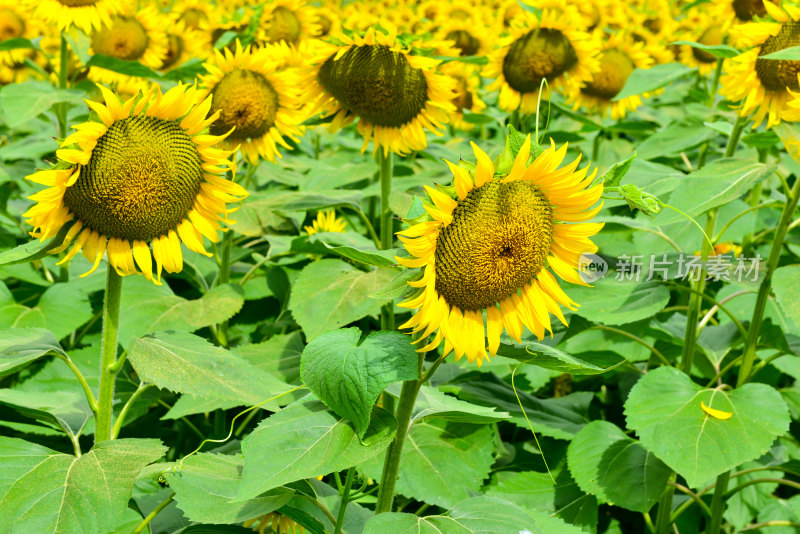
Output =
[{"x1": 701, "y1": 401, "x2": 732, "y2": 420}]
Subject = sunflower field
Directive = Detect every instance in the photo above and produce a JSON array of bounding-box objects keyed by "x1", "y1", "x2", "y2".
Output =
[{"x1": 4, "y1": 0, "x2": 800, "y2": 532}]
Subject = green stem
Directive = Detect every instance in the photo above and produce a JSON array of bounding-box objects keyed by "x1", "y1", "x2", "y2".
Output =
[
  {"x1": 737, "y1": 174, "x2": 800, "y2": 386},
  {"x1": 708, "y1": 59, "x2": 724, "y2": 107},
  {"x1": 725, "y1": 116, "x2": 746, "y2": 158},
  {"x1": 333, "y1": 467, "x2": 356, "y2": 534},
  {"x1": 344, "y1": 206, "x2": 380, "y2": 248},
  {"x1": 680, "y1": 210, "x2": 717, "y2": 374},
  {"x1": 54, "y1": 353, "x2": 98, "y2": 413},
  {"x1": 705, "y1": 471, "x2": 730, "y2": 534},
  {"x1": 95, "y1": 268, "x2": 123, "y2": 444},
  {"x1": 655, "y1": 472, "x2": 677, "y2": 534},
  {"x1": 592, "y1": 131, "x2": 601, "y2": 161},
  {"x1": 379, "y1": 150, "x2": 394, "y2": 332},
  {"x1": 589, "y1": 325, "x2": 671, "y2": 367},
  {"x1": 215, "y1": 231, "x2": 233, "y2": 347},
  {"x1": 132, "y1": 493, "x2": 174, "y2": 534},
  {"x1": 111, "y1": 384, "x2": 153, "y2": 439},
  {"x1": 374, "y1": 370, "x2": 422, "y2": 514}
]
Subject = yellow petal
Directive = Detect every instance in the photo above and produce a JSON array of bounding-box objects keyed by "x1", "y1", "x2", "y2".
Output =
[{"x1": 701, "y1": 401, "x2": 732, "y2": 420}]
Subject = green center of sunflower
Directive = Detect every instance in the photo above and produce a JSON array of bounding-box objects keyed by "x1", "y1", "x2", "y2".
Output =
[
  {"x1": 265, "y1": 6, "x2": 301, "y2": 44},
  {"x1": 756, "y1": 20, "x2": 800, "y2": 92},
  {"x1": 581, "y1": 49, "x2": 634, "y2": 100},
  {"x1": 733, "y1": 0, "x2": 766, "y2": 21},
  {"x1": 693, "y1": 27, "x2": 723, "y2": 63},
  {"x1": 318, "y1": 44, "x2": 429, "y2": 128},
  {"x1": 63, "y1": 116, "x2": 203, "y2": 242},
  {"x1": 91, "y1": 17, "x2": 149, "y2": 61},
  {"x1": 180, "y1": 8, "x2": 207, "y2": 30},
  {"x1": 57, "y1": 0, "x2": 100, "y2": 6},
  {"x1": 162, "y1": 34, "x2": 184, "y2": 70},
  {"x1": 434, "y1": 180, "x2": 553, "y2": 311},
  {"x1": 446, "y1": 29, "x2": 480, "y2": 57},
  {"x1": 503, "y1": 28, "x2": 578, "y2": 93},
  {"x1": 209, "y1": 69, "x2": 279, "y2": 139},
  {"x1": 0, "y1": 9, "x2": 25, "y2": 40}
]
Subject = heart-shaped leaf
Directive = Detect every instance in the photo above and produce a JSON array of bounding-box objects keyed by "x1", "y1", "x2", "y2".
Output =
[
  {"x1": 624, "y1": 367, "x2": 790, "y2": 487},
  {"x1": 301, "y1": 327, "x2": 418, "y2": 438}
]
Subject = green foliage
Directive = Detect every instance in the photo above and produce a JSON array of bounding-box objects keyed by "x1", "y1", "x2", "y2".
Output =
[{"x1": 301, "y1": 328, "x2": 418, "y2": 437}]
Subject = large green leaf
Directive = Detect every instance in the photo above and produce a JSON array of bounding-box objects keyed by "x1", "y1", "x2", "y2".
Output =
[
  {"x1": 0, "y1": 221, "x2": 77, "y2": 267},
  {"x1": 363, "y1": 496, "x2": 558, "y2": 534},
  {"x1": 657, "y1": 159, "x2": 775, "y2": 225},
  {"x1": 360, "y1": 419, "x2": 494, "y2": 508},
  {"x1": 636, "y1": 119, "x2": 715, "y2": 161},
  {"x1": 772, "y1": 265, "x2": 800, "y2": 335},
  {"x1": 301, "y1": 328, "x2": 418, "y2": 438},
  {"x1": 496, "y1": 342, "x2": 626, "y2": 374},
  {"x1": 613, "y1": 63, "x2": 693, "y2": 101},
  {"x1": 407, "y1": 384, "x2": 511, "y2": 424},
  {"x1": 289, "y1": 259, "x2": 394, "y2": 340},
  {"x1": 0, "y1": 437, "x2": 165, "y2": 534},
  {"x1": 444, "y1": 374, "x2": 592, "y2": 439},
  {"x1": 235, "y1": 400, "x2": 396, "y2": 501},
  {"x1": 128, "y1": 331, "x2": 294, "y2": 409},
  {"x1": 0, "y1": 328, "x2": 66, "y2": 378},
  {"x1": 164, "y1": 453, "x2": 293, "y2": 524},
  {"x1": 0, "y1": 80, "x2": 84, "y2": 128},
  {"x1": 0, "y1": 388, "x2": 91, "y2": 438},
  {"x1": 85, "y1": 54, "x2": 162, "y2": 79},
  {"x1": 567, "y1": 420, "x2": 671, "y2": 512},
  {"x1": 624, "y1": 367, "x2": 790, "y2": 487},
  {"x1": 118, "y1": 277, "x2": 244, "y2": 346},
  {"x1": 4, "y1": 283, "x2": 93, "y2": 340},
  {"x1": 566, "y1": 277, "x2": 670, "y2": 325}
]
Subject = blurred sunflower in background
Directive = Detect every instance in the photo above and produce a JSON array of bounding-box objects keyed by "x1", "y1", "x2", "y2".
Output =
[
  {"x1": 568, "y1": 31, "x2": 654, "y2": 119},
  {"x1": 311, "y1": 3, "x2": 341, "y2": 38},
  {"x1": 397, "y1": 137, "x2": 603, "y2": 365},
  {"x1": 199, "y1": 39, "x2": 305, "y2": 164},
  {"x1": 257, "y1": 0, "x2": 318, "y2": 46},
  {"x1": 307, "y1": 26, "x2": 456, "y2": 156},
  {"x1": 160, "y1": 17, "x2": 210, "y2": 72},
  {"x1": 0, "y1": 2, "x2": 35, "y2": 66},
  {"x1": 720, "y1": 0, "x2": 800, "y2": 127},
  {"x1": 304, "y1": 209, "x2": 346, "y2": 235},
  {"x1": 677, "y1": 9, "x2": 731, "y2": 75},
  {"x1": 485, "y1": 2, "x2": 600, "y2": 113},
  {"x1": 24, "y1": 83, "x2": 246, "y2": 283},
  {"x1": 30, "y1": 0, "x2": 124, "y2": 34},
  {"x1": 445, "y1": 63, "x2": 487, "y2": 131}
]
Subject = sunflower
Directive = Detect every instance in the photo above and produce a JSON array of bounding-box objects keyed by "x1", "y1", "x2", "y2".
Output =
[
  {"x1": 711, "y1": 0, "x2": 768, "y2": 33},
  {"x1": 29, "y1": 0, "x2": 124, "y2": 35},
  {"x1": 88, "y1": 5, "x2": 168, "y2": 86},
  {"x1": 484, "y1": 4, "x2": 600, "y2": 113},
  {"x1": 257, "y1": 0, "x2": 319, "y2": 46},
  {"x1": 720, "y1": 0, "x2": 800, "y2": 128},
  {"x1": 306, "y1": 26, "x2": 456, "y2": 156},
  {"x1": 161, "y1": 17, "x2": 210, "y2": 72},
  {"x1": 678, "y1": 13, "x2": 731, "y2": 75},
  {"x1": 444, "y1": 63, "x2": 487, "y2": 131},
  {"x1": 304, "y1": 209, "x2": 346, "y2": 235},
  {"x1": 568, "y1": 32, "x2": 654, "y2": 120},
  {"x1": 0, "y1": 2, "x2": 36, "y2": 68},
  {"x1": 396, "y1": 137, "x2": 603, "y2": 365},
  {"x1": 435, "y1": 7, "x2": 491, "y2": 58},
  {"x1": 23, "y1": 83, "x2": 247, "y2": 284},
  {"x1": 311, "y1": 4, "x2": 341, "y2": 38},
  {"x1": 198, "y1": 39, "x2": 305, "y2": 164}
]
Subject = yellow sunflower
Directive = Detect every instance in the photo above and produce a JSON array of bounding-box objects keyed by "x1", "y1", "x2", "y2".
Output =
[
  {"x1": 710, "y1": 0, "x2": 768, "y2": 37},
  {"x1": 677, "y1": 9, "x2": 732, "y2": 75},
  {"x1": 29, "y1": 0, "x2": 124, "y2": 35},
  {"x1": 304, "y1": 209, "x2": 346, "y2": 235},
  {"x1": 444, "y1": 63, "x2": 487, "y2": 131},
  {"x1": 396, "y1": 137, "x2": 604, "y2": 366},
  {"x1": 161, "y1": 17, "x2": 210, "y2": 72},
  {"x1": 306, "y1": 26, "x2": 456, "y2": 156},
  {"x1": 257, "y1": 0, "x2": 319, "y2": 46},
  {"x1": 720, "y1": 0, "x2": 800, "y2": 128},
  {"x1": 88, "y1": 5, "x2": 168, "y2": 86},
  {"x1": 198, "y1": 39, "x2": 305, "y2": 164},
  {"x1": 0, "y1": 2, "x2": 36, "y2": 68},
  {"x1": 311, "y1": 4, "x2": 341, "y2": 38},
  {"x1": 484, "y1": 4, "x2": 600, "y2": 113},
  {"x1": 435, "y1": 8, "x2": 491, "y2": 58},
  {"x1": 568, "y1": 31, "x2": 654, "y2": 120},
  {"x1": 23, "y1": 83, "x2": 247, "y2": 283}
]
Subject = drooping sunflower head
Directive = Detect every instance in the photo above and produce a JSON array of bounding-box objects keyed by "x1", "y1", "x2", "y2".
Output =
[
  {"x1": 568, "y1": 31, "x2": 654, "y2": 120},
  {"x1": 397, "y1": 137, "x2": 604, "y2": 365},
  {"x1": 307, "y1": 26, "x2": 456, "y2": 156},
  {"x1": 24, "y1": 83, "x2": 247, "y2": 284},
  {"x1": 199, "y1": 39, "x2": 305, "y2": 164},
  {"x1": 443, "y1": 62, "x2": 487, "y2": 131},
  {"x1": 484, "y1": 4, "x2": 600, "y2": 113},
  {"x1": 30, "y1": 0, "x2": 124, "y2": 34},
  {"x1": 721, "y1": 0, "x2": 800, "y2": 127},
  {"x1": 434, "y1": 5, "x2": 492, "y2": 58},
  {"x1": 304, "y1": 209, "x2": 346, "y2": 235}
]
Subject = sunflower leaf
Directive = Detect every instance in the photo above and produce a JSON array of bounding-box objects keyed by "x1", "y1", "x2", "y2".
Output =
[
  {"x1": 613, "y1": 63, "x2": 694, "y2": 102},
  {"x1": 0, "y1": 220, "x2": 77, "y2": 266},
  {"x1": 85, "y1": 54, "x2": 162, "y2": 79},
  {"x1": 597, "y1": 152, "x2": 636, "y2": 189},
  {"x1": 758, "y1": 45, "x2": 800, "y2": 60},
  {"x1": 670, "y1": 41, "x2": 740, "y2": 59},
  {"x1": 0, "y1": 328, "x2": 66, "y2": 378},
  {"x1": 300, "y1": 327, "x2": 418, "y2": 438}
]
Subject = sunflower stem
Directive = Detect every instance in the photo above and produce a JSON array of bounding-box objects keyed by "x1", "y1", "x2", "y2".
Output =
[
  {"x1": 737, "y1": 171, "x2": 800, "y2": 386},
  {"x1": 333, "y1": 466, "x2": 356, "y2": 534},
  {"x1": 655, "y1": 471, "x2": 677, "y2": 534},
  {"x1": 379, "y1": 150, "x2": 394, "y2": 331},
  {"x1": 374, "y1": 373, "x2": 421, "y2": 514},
  {"x1": 705, "y1": 471, "x2": 731, "y2": 534},
  {"x1": 95, "y1": 267, "x2": 123, "y2": 444}
]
